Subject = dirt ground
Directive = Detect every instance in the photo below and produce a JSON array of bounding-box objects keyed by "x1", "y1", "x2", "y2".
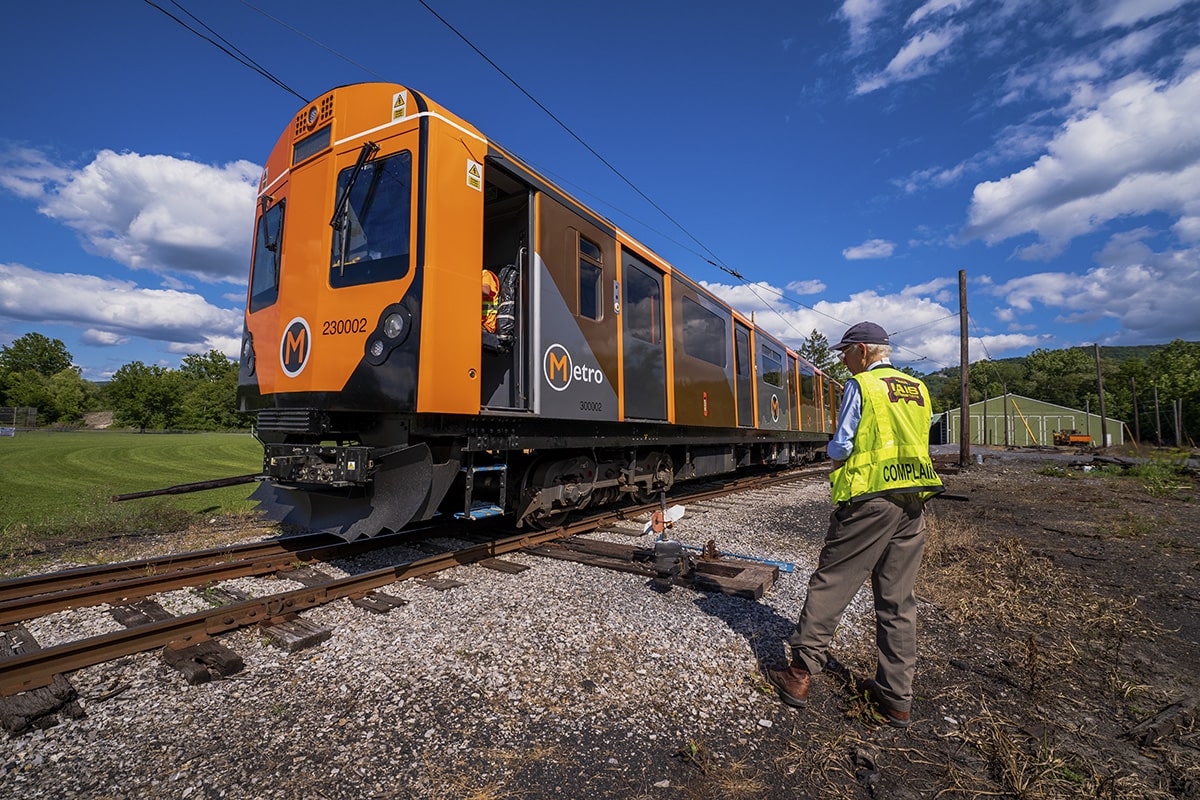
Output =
[
  {"x1": 743, "y1": 450, "x2": 1200, "y2": 800},
  {"x1": 5, "y1": 451, "x2": 1199, "y2": 799}
]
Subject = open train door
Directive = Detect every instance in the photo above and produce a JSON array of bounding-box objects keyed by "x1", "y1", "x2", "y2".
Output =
[
  {"x1": 480, "y1": 162, "x2": 531, "y2": 411},
  {"x1": 621, "y1": 251, "x2": 667, "y2": 420}
]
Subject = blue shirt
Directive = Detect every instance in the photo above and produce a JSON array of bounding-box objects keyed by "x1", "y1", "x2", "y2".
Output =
[{"x1": 827, "y1": 359, "x2": 892, "y2": 462}]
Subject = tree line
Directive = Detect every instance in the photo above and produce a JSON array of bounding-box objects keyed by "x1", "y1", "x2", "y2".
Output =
[
  {"x1": 799, "y1": 330, "x2": 1196, "y2": 446},
  {"x1": 0, "y1": 332, "x2": 249, "y2": 431},
  {"x1": 3, "y1": 329, "x2": 1196, "y2": 443}
]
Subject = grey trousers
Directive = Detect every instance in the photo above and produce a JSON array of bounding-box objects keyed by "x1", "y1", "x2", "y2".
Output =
[{"x1": 787, "y1": 494, "x2": 926, "y2": 710}]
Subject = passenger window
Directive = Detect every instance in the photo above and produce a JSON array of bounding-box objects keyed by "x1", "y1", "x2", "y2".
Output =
[
  {"x1": 762, "y1": 345, "x2": 783, "y2": 387},
  {"x1": 735, "y1": 329, "x2": 750, "y2": 378},
  {"x1": 681, "y1": 297, "x2": 726, "y2": 367},
  {"x1": 578, "y1": 235, "x2": 602, "y2": 320},
  {"x1": 250, "y1": 199, "x2": 284, "y2": 312},
  {"x1": 626, "y1": 265, "x2": 660, "y2": 344}
]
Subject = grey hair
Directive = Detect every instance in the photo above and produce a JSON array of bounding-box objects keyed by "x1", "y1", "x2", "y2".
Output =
[{"x1": 864, "y1": 343, "x2": 892, "y2": 362}]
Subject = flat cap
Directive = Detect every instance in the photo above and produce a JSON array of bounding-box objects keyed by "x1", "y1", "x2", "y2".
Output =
[{"x1": 832, "y1": 321, "x2": 889, "y2": 350}]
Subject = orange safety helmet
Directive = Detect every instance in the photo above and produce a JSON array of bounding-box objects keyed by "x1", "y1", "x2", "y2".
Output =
[{"x1": 482, "y1": 269, "x2": 499, "y2": 299}]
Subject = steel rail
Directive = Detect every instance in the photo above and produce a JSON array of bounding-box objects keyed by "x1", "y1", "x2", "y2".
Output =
[
  {"x1": 0, "y1": 532, "x2": 335, "y2": 602},
  {"x1": 0, "y1": 524, "x2": 580, "y2": 696},
  {"x1": 0, "y1": 463, "x2": 830, "y2": 696},
  {"x1": 0, "y1": 527, "x2": 447, "y2": 626}
]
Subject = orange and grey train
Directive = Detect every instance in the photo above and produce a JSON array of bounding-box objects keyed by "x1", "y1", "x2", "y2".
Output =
[{"x1": 238, "y1": 82, "x2": 842, "y2": 540}]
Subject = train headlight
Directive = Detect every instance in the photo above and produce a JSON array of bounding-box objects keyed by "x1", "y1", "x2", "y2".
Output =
[
  {"x1": 241, "y1": 332, "x2": 255, "y2": 375},
  {"x1": 383, "y1": 312, "x2": 405, "y2": 339},
  {"x1": 364, "y1": 303, "x2": 412, "y2": 366}
]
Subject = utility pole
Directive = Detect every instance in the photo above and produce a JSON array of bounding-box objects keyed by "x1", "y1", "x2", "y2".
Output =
[
  {"x1": 1175, "y1": 399, "x2": 1183, "y2": 448},
  {"x1": 1154, "y1": 384, "x2": 1163, "y2": 446},
  {"x1": 1002, "y1": 381, "x2": 1011, "y2": 447},
  {"x1": 1130, "y1": 377, "x2": 1140, "y2": 444},
  {"x1": 1092, "y1": 343, "x2": 1108, "y2": 448},
  {"x1": 982, "y1": 379, "x2": 988, "y2": 446},
  {"x1": 958, "y1": 270, "x2": 970, "y2": 467}
]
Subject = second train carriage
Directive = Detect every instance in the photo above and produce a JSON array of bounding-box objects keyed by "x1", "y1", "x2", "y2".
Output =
[{"x1": 238, "y1": 82, "x2": 842, "y2": 539}]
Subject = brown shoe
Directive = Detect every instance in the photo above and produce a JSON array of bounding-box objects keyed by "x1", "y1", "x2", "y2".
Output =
[
  {"x1": 766, "y1": 664, "x2": 811, "y2": 708},
  {"x1": 862, "y1": 680, "x2": 911, "y2": 728}
]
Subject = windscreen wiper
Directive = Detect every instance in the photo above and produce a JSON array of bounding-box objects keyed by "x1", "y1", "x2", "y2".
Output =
[{"x1": 331, "y1": 141, "x2": 379, "y2": 271}]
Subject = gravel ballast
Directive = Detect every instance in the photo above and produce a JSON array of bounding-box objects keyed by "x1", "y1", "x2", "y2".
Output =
[{"x1": 4, "y1": 479, "x2": 888, "y2": 799}]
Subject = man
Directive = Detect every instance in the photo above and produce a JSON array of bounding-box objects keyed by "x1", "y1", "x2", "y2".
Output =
[
  {"x1": 482, "y1": 269, "x2": 500, "y2": 333},
  {"x1": 768, "y1": 321, "x2": 942, "y2": 727}
]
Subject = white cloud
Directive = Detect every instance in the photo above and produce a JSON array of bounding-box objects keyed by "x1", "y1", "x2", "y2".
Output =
[
  {"x1": 906, "y1": 0, "x2": 971, "y2": 27},
  {"x1": 0, "y1": 263, "x2": 242, "y2": 357},
  {"x1": 987, "y1": 232, "x2": 1200, "y2": 343},
  {"x1": 695, "y1": 278, "x2": 1034, "y2": 369},
  {"x1": 965, "y1": 68, "x2": 1200, "y2": 255},
  {"x1": 0, "y1": 148, "x2": 258, "y2": 284},
  {"x1": 81, "y1": 329, "x2": 130, "y2": 346},
  {"x1": 786, "y1": 279, "x2": 827, "y2": 294},
  {"x1": 855, "y1": 24, "x2": 965, "y2": 94},
  {"x1": 843, "y1": 238, "x2": 896, "y2": 259},
  {"x1": 1088, "y1": 0, "x2": 1195, "y2": 30},
  {"x1": 839, "y1": 0, "x2": 892, "y2": 50}
]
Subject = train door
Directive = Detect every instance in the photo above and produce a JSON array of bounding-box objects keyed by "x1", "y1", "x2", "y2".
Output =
[
  {"x1": 531, "y1": 194, "x2": 620, "y2": 422},
  {"x1": 787, "y1": 354, "x2": 799, "y2": 430},
  {"x1": 480, "y1": 163, "x2": 531, "y2": 411},
  {"x1": 621, "y1": 251, "x2": 666, "y2": 420},
  {"x1": 734, "y1": 322, "x2": 754, "y2": 426}
]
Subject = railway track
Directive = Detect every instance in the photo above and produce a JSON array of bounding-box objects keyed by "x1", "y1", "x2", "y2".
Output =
[{"x1": 0, "y1": 465, "x2": 828, "y2": 704}]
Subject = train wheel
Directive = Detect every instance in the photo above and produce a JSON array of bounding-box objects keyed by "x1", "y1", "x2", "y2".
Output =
[
  {"x1": 632, "y1": 451, "x2": 674, "y2": 504},
  {"x1": 520, "y1": 454, "x2": 595, "y2": 529}
]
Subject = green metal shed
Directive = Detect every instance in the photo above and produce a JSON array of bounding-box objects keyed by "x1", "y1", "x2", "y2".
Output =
[{"x1": 934, "y1": 393, "x2": 1125, "y2": 447}]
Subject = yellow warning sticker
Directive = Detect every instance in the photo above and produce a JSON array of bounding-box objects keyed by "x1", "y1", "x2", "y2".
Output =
[
  {"x1": 467, "y1": 159, "x2": 482, "y2": 191},
  {"x1": 392, "y1": 91, "x2": 408, "y2": 120}
]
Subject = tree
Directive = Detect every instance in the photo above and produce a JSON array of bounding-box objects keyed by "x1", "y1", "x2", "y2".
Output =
[
  {"x1": 1023, "y1": 348, "x2": 1094, "y2": 409},
  {"x1": 1145, "y1": 340, "x2": 1200, "y2": 445},
  {"x1": 0, "y1": 332, "x2": 73, "y2": 376},
  {"x1": 107, "y1": 361, "x2": 183, "y2": 432},
  {"x1": 177, "y1": 351, "x2": 243, "y2": 430},
  {"x1": 799, "y1": 329, "x2": 849, "y2": 383}
]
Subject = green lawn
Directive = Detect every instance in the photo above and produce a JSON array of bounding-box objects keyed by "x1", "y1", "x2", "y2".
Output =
[{"x1": 0, "y1": 430, "x2": 262, "y2": 539}]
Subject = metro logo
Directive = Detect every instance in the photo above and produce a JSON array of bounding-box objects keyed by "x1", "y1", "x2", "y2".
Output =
[
  {"x1": 543, "y1": 343, "x2": 604, "y2": 392},
  {"x1": 544, "y1": 345, "x2": 571, "y2": 391},
  {"x1": 882, "y1": 376, "x2": 924, "y2": 406},
  {"x1": 280, "y1": 317, "x2": 311, "y2": 378}
]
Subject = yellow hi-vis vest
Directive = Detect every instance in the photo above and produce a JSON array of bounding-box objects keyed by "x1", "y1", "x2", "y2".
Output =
[{"x1": 830, "y1": 366, "x2": 943, "y2": 504}]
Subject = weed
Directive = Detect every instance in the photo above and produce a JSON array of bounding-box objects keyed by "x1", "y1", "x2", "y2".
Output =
[
  {"x1": 1102, "y1": 511, "x2": 1153, "y2": 539},
  {"x1": 677, "y1": 737, "x2": 712, "y2": 772},
  {"x1": 1037, "y1": 466, "x2": 1071, "y2": 478}
]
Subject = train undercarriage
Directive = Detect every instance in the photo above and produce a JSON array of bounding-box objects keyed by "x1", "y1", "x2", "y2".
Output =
[{"x1": 250, "y1": 411, "x2": 824, "y2": 540}]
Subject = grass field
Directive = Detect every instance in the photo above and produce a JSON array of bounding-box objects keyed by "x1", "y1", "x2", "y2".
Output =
[{"x1": 0, "y1": 430, "x2": 262, "y2": 548}]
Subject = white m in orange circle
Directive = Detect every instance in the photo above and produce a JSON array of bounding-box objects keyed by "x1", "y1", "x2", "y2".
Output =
[{"x1": 281, "y1": 317, "x2": 311, "y2": 377}]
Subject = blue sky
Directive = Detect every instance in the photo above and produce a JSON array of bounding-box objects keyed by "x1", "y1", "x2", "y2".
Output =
[{"x1": 2, "y1": 0, "x2": 1198, "y2": 379}]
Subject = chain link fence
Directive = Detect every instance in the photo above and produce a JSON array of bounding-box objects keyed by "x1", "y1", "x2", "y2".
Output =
[{"x1": 0, "y1": 406, "x2": 38, "y2": 435}]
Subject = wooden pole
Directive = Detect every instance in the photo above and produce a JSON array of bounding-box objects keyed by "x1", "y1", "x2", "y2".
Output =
[
  {"x1": 1130, "y1": 377, "x2": 1140, "y2": 444},
  {"x1": 1002, "y1": 382, "x2": 1011, "y2": 447},
  {"x1": 1093, "y1": 343, "x2": 1108, "y2": 448},
  {"x1": 1154, "y1": 384, "x2": 1162, "y2": 446},
  {"x1": 958, "y1": 270, "x2": 970, "y2": 466}
]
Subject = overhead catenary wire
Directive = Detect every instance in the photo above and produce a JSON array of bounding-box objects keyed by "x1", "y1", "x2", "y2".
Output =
[
  {"x1": 154, "y1": 0, "x2": 960, "y2": 370},
  {"x1": 143, "y1": 0, "x2": 308, "y2": 103}
]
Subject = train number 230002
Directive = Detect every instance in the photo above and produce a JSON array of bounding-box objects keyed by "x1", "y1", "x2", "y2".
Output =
[{"x1": 322, "y1": 318, "x2": 369, "y2": 335}]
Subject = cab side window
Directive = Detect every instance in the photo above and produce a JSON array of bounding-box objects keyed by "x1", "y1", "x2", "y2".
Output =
[
  {"x1": 250, "y1": 199, "x2": 284, "y2": 312},
  {"x1": 578, "y1": 235, "x2": 602, "y2": 320}
]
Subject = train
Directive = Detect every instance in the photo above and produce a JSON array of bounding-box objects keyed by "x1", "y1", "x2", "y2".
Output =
[{"x1": 237, "y1": 82, "x2": 842, "y2": 540}]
